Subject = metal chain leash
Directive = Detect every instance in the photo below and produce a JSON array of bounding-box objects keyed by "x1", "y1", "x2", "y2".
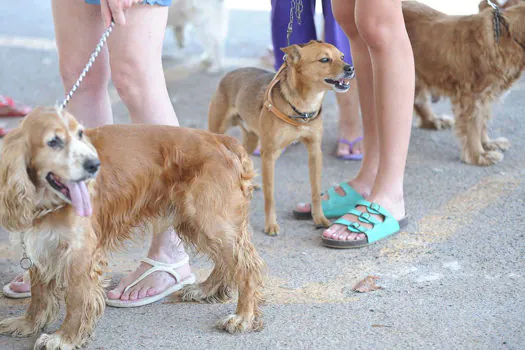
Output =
[
  {"x1": 286, "y1": 0, "x2": 304, "y2": 47},
  {"x1": 486, "y1": 0, "x2": 502, "y2": 42},
  {"x1": 59, "y1": 21, "x2": 115, "y2": 110}
]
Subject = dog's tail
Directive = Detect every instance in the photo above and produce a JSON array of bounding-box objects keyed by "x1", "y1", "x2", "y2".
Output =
[{"x1": 219, "y1": 134, "x2": 255, "y2": 197}]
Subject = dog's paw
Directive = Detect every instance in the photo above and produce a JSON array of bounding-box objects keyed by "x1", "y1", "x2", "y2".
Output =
[
  {"x1": 264, "y1": 222, "x2": 280, "y2": 236},
  {"x1": 313, "y1": 215, "x2": 331, "y2": 229},
  {"x1": 419, "y1": 114, "x2": 454, "y2": 130},
  {"x1": 217, "y1": 314, "x2": 263, "y2": 334},
  {"x1": 180, "y1": 284, "x2": 233, "y2": 304},
  {"x1": 0, "y1": 316, "x2": 39, "y2": 337},
  {"x1": 34, "y1": 333, "x2": 73, "y2": 350},
  {"x1": 464, "y1": 150, "x2": 503, "y2": 166},
  {"x1": 483, "y1": 137, "x2": 511, "y2": 152}
]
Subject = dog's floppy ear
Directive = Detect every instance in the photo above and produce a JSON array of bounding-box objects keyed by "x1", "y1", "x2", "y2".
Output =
[
  {"x1": 281, "y1": 44, "x2": 301, "y2": 65},
  {"x1": 0, "y1": 128, "x2": 36, "y2": 232}
]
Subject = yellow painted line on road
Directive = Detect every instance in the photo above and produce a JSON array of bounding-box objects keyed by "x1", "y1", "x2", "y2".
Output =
[{"x1": 264, "y1": 175, "x2": 520, "y2": 304}]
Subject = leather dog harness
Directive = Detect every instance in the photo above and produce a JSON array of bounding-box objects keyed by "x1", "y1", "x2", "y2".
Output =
[{"x1": 264, "y1": 62, "x2": 322, "y2": 127}]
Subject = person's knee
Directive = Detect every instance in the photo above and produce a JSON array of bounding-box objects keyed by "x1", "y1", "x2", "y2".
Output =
[
  {"x1": 58, "y1": 57, "x2": 109, "y2": 96},
  {"x1": 355, "y1": 13, "x2": 403, "y2": 52},
  {"x1": 332, "y1": 0, "x2": 358, "y2": 39},
  {"x1": 110, "y1": 59, "x2": 145, "y2": 105}
]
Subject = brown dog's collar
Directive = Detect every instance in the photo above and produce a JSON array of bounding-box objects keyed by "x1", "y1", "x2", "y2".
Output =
[{"x1": 264, "y1": 63, "x2": 321, "y2": 127}]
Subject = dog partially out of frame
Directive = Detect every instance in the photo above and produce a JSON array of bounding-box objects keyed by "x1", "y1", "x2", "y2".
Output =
[
  {"x1": 208, "y1": 40, "x2": 355, "y2": 235},
  {"x1": 404, "y1": 0, "x2": 525, "y2": 165},
  {"x1": 166, "y1": 0, "x2": 228, "y2": 73},
  {"x1": 0, "y1": 107, "x2": 264, "y2": 349}
]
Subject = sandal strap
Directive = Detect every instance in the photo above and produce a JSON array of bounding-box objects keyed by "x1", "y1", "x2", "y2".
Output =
[
  {"x1": 338, "y1": 136, "x2": 363, "y2": 148},
  {"x1": 333, "y1": 217, "x2": 368, "y2": 233},
  {"x1": 122, "y1": 256, "x2": 189, "y2": 294},
  {"x1": 356, "y1": 200, "x2": 391, "y2": 218}
]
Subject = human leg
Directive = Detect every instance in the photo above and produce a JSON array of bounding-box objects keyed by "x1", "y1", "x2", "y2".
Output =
[
  {"x1": 108, "y1": 3, "x2": 178, "y2": 126},
  {"x1": 294, "y1": 0, "x2": 374, "y2": 217},
  {"x1": 52, "y1": 0, "x2": 113, "y2": 127},
  {"x1": 102, "y1": 3, "x2": 191, "y2": 302},
  {"x1": 322, "y1": 0, "x2": 414, "y2": 245},
  {"x1": 322, "y1": 0, "x2": 363, "y2": 160}
]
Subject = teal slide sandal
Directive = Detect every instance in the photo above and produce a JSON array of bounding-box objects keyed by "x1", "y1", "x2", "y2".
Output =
[
  {"x1": 321, "y1": 200, "x2": 409, "y2": 249},
  {"x1": 293, "y1": 182, "x2": 364, "y2": 220}
]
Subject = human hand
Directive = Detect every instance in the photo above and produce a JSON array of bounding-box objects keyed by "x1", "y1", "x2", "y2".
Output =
[{"x1": 100, "y1": 0, "x2": 143, "y2": 27}]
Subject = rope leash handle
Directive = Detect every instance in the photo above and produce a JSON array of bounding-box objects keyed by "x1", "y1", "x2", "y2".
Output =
[{"x1": 59, "y1": 21, "x2": 115, "y2": 110}]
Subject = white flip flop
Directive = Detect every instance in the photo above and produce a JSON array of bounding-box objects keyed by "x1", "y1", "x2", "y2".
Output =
[
  {"x1": 105, "y1": 257, "x2": 195, "y2": 308},
  {"x1": 2, "y1": 272, "x2": 31, "y2": 299}
]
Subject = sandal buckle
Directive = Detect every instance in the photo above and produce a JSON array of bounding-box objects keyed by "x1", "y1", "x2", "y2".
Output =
[{"x1": 370, "y1": 202, "x2": 380, "y2": 211}]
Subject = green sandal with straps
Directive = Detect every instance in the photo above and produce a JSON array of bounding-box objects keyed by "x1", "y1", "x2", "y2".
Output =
[
  {"x1": 322, "y1": 199, "x2": 409, "y2": 249},
  {"x1": 293, "y1": 182, "x2": 364, "y2": 220}
]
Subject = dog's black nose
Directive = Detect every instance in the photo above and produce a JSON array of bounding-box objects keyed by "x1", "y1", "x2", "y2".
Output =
[
  {"x1": 344, "y1": 65, "x2": 354, "y2": 73},
  {"x1": 83, "y1": 158, "x2": 100, "y2": 174}
]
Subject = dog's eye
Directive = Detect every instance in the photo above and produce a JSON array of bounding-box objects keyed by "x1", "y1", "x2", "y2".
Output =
[
  {"x1": 319, "y1": 57, "x2": 331, "y2": 63},
  {"x1": 47, "y1": 137, "x2": 64, "y2": 149},
  {"x1": 341, "y1": 55, "x2": 345, "y2": 61},
  {"x1": 78, "y1": 129, "x2": 84, "y2": 139}
]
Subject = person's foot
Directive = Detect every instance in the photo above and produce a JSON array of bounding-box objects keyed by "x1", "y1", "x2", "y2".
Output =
[
  {"x1": 7, "y1": 273, "x2": 31, "y2": 294},
  {"x1": 322, "y1": 194, "x2": 405, "y2": 243},
  {"x1": 294, "y1": 179, "x2": 370, "y2": 215},
  {"x1": 106, "y1": 254, "x2": 192, "y2": 301},
  {"x1": 336, "y1": 136, "x2": 363, "y2": 159},
  {"x1": 0, "y1": 95, "x2": 32, "y2": 117}
]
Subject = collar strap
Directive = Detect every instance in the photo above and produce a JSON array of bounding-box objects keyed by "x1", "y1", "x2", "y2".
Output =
[
  {"x1": 264, "y1": 63, "x2": 321, "y2": 127},
  {"x1": 492, "y1": 6, "x2": 525, "y2": 50}
]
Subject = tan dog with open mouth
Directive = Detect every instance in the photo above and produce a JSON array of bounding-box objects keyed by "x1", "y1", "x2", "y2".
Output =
[
  {"x1": 208, "y1": 40, "x2": 355, "y2": 235},
  {"x1": 0, "y1": 107, "x2": 264, "y2": 349}
]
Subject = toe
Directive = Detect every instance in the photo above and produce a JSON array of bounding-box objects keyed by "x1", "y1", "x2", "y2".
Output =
[
  {"x1": 295, "y1": 202, "x2": 311, "y2": 213},
  {"x1": 10, "y1": 281, "x2": 30, "y2": 293},
  {"x1": 138, "y1": 286, "x2": 149, "y2": 300},
  {"x1": 146, "y1": 288, "x2": 157, "y2": 297}
]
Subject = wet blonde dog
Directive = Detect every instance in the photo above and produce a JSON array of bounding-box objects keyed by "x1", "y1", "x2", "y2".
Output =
[
  {"x1": 404, "y1": 0, "x2": 525, "y2": 165},
  {"x1": 0, "y1": 107, "x2": 264, "y2": 349},
  {"x1": 208, "y1": 40, "x2": 354, "y2": 235}
]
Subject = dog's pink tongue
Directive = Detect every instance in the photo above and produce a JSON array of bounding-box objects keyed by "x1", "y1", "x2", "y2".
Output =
[{"x1": 66, "y1": 181, "x2": 92, "y2": 217}]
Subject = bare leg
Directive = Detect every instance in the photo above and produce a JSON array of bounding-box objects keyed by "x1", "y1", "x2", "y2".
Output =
[
  {"x1": 335, "y1": 86, "x2": 363, "y2": 158},
  {"x1": 52, "y1": 0, "x2": 113, "y2": 127},
  {"x1": 323, "y1": 0, "x2": 414, "y2": 242},
  {"x1": 52, "y1": 0, "x2": 190, "y2": 302}
]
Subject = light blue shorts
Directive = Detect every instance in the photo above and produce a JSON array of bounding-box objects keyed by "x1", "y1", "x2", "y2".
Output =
[{"x1": 85, "y1": 0, "x2": 171, "y2": 5}]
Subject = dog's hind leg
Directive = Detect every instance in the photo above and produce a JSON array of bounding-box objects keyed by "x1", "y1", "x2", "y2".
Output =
[
  {"x1": 415, "y1": 84, "x2": 454, "y2": 130},
  {"x1": 215, "y1": 223, "x2": 265, "y2": 334},
  {"x1": 0, "y1": 269, "x2": 60, "y2": 338},
  {"x1": 480, "y1": 103, "x2": 511, "y2": 152},
  {"x1": 241, "y1": 129, "x2": 259, "y2": 155},
  {"x1": 453, "y1": 97, "x2": 503, "y2": 165}
]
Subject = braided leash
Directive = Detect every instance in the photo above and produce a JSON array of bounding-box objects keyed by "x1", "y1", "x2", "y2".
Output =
[{"x1": 59, "y1": 22, "x2": 115, "y2": 110}]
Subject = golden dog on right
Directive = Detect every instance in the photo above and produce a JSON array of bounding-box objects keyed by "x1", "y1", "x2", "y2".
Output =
[{"x1": 404, "y1": 0, "x2": 525, "y2": 165}]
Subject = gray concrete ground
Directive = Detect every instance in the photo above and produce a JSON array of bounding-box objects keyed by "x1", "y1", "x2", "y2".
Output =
[{"x1": 0, "y1": 1, "x2": 523, "y2": 349}]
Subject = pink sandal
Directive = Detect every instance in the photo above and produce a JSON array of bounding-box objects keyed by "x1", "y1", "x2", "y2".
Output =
[{"x1": 0, "y1": 95, "x2": 32, "y2": 117}]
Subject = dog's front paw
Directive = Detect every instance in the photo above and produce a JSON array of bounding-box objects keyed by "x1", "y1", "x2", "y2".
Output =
[
  {"x1": 264, "y1": 222, "x2": 280, "y2": 236},
  {"x1": 0, "y1": 316, "x2": 39, "y2": 337},
  {"x1": 313, "y1": 215, "x2": 331, "y2": 229},
  {"x1": 463, "y1": 150, "x2": 503, "y2": 166},
  {"x1": 217, "y1": 314, "x2": 263, "y2": 334},
  {"x1": 483, "y1": 137, "x2": 511, "y2": 152},
  {"x1": 34, "y1": 333, "x2": 73, "y2": 350},
  {"x1": 419, "y1": 114, "x2": 454, "y2": 130}
]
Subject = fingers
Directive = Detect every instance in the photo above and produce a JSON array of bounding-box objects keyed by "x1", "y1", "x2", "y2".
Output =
[{"x1": 101, "y1": 0, "x2": 135, "y2": 27}]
